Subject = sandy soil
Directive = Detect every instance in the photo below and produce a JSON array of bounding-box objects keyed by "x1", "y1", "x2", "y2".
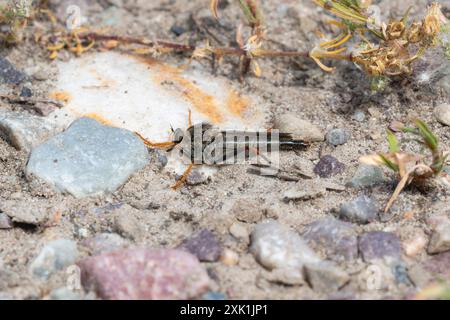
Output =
[{"x1": 0, "y1": 0, "x2": 449, "y2": 300}]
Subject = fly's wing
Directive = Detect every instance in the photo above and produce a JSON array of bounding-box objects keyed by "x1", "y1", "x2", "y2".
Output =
[{"x1": 278, "y1": 133, "x2": 309, "y2": 150}]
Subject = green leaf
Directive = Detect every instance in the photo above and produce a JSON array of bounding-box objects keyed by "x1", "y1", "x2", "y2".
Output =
[
  {"x1": 415, "y1": 119, "x2": 438, "y2": 151},
  {"x1": 379, "y1": 154, "x2": 399, "y2": 172},
  {"x1": 386, "y1": 130, "x2": 400, "y2": 153}
]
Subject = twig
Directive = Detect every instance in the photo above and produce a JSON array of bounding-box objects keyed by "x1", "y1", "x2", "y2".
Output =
[{"x1": 0, "y1": 94, "x2": 64, "y2": 108}]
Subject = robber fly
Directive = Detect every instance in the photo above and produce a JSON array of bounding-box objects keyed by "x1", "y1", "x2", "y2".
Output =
[{"x1": 135, "y1": 114, "x2": 308, "y2": 189}]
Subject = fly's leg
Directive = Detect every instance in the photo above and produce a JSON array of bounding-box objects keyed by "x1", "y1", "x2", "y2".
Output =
[
  {"x1": 171, "y1": 163, "x2": 194, "y2": 190},
  {"x1": 134, "y1": 132, "x2": 176, "y2": 149}
]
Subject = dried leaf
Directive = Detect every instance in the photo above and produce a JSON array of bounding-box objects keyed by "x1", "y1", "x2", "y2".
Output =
[{"x1": 359, "y1": 154, "x2": 385, "y2": 166}]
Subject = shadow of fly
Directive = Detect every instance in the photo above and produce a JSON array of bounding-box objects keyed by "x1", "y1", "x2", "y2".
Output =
[{"x1": 136, "y1": 122, "x2": 308, "y2": 189}]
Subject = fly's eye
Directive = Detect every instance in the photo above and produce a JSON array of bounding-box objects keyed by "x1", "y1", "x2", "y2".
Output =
[{"x1": 173, "y1": 128, "x2": 184, "y2": 143}]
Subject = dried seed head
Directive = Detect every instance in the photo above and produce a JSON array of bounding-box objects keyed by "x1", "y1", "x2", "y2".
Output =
[
  {"x1": 406, "y1": 22, "x2": 423, "y2": 43},
  {"x1": 422, "y1": 3, "x2": 445, "y2": 41},
  {"x1": 386, "y1": 21, "x2": 405, "y2": 40}
]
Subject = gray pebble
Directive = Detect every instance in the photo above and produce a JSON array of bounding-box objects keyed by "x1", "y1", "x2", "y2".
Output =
[
  {"x1": 302, "y1": 217, "x2": 358, "y2": 261},
  {"x1": 250, "y1": 220, "x2": 321, "y2": 270},
  {"x1": 0, "y1": 110, "x2": 58, "y2": 153},
  {"x1": 230, "y1": 198, "x2": 263, "y2": 223},
  {"x1": 359, "y1": 231, "x2": 402, "y2": 262},
  {"x1": 326, "y1": 128, "x2": 350, "y2": 146},
  {"x1": 29, "y1": 239, "x2": 78, "y2": 279},
  {"x1": 229, "y1": 223, "x2": 250, "y2": 245},
  {"x1": 0, "y1": 213, "x2": 13, "y2": 229},
  {"x1": 339, "y1": 195, "x2": 379, "y2": 224},
  {"x1": 349, "y1": 164, "x2": 385, "y2": 188},
  {"x1": 81, "y1": 233, "x2": 129, "y2": 255},
  {"x1": 26, "y1": 118, "x2": 149, "y2": 198},
  {"x1": 304, "y1": 262, "x2": 350, "y2": 293},
  {"x1": 435, "y1": 103, "x2": 450, "y2": 126},
  {"x1": 0, "y1": 57, "x2": 28, "y2": 85},
  {"x1": 352, "y1": 110, "x2": 366, "y2": 122},
  {"x1": 114, "y1": 214, "x2": 143, "y2": 241},
  {"x1": 187, "y1": 170, "x2": 209, "y2": 186},
  {"x1": 0, "y1": 200, "x2": 51, "y2": 226},
  {"x1": 428, "y1": 220, "x2": 450, "y2": 254}
]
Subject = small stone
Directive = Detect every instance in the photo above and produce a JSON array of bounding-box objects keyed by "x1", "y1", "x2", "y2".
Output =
[
  {"x1": 314, "y1": 155, "x2": 345, "y2": 178},
  {"x1": 113, "y1": 213, "x2": 143, "y2": 241},
  {"x1": 428, "y1": 221, "x2": 450, "y2": 254},
  {"x1": 152, "y1": 149, "x2": 168, "y2": 168},
  {"x1": 0, "y1": 110, "x2": 58, "y2": 152},
  {"x1": 273, "y1": 114, "x2": 324, "y2": 142},
  {"x1": 302, "y1": 218, "x2": 358, "y2": 261},
  {"x1": 282, "y1": 180, "x2": 326, "y2": 202},
  {"x1": 229, "y1": 223, "x2": 250, "y2": 245},
  {"x1": 49, "y1": 287, "x2": 82, "y2": 300},
  {"x1": 0, "y1": 57, "x2": 28, "y2": 85},
  {"x1": 339, "y1": 195, "x2": 379, "y2": 224},
  {"x1": 392, "y1": 263, "x2": 413, "y2": 287},
  {"x1": 261, "y1": 268, "x2": 305, "y2": 286},
  {"x1": 326, "y1": 128, "x2": 350, "y2": 146},
  {"x1": 78, "y1": 248, "x2": 210, "y2": 300},
  {"x1": 178, "y1": 229, "x2": 222, "y2": 262},
  {"x1": 0, "y1": 200, "x2": 54, "y2": 226},
  {"x1": 352, "y1": 110, "x2": 366, "y2": 122},
  {"x1": 186, "y1": 169, "x2": 209, "y2": 186},
  {"x1": 30, "y1": 239, "x2": 78, "y2": 279},
  {"x1": 203, "y1": 291, "x2": 227, "y2": 300},
  {"x1": 0, "y1": 213, "x2": 13, "y2": 229},
  {"x1": 250, "y1": 220, "x2": 321, "y2": 270},
  {"x1": 33, "y1": 69, "x2": 49, "y2": 81},
  {"x1": 170, "y1": 25, "x2": 186, "y2": 37},
  {"x1": 220, "y1": 249, "x2": 239, "y2": 266},
  {"x1": 230, "y1": 198, "x2": 263, "y2": 223},
  {"x1": 424, "y1": 251, "x2": 450, "y2": 276},
  {"x1": 349, "y1": 164, "x2": 385, "y2": 188},
  {"x1": 20, "y1": 86, "x2": 33, "y2": 98},
  {"x1": 435, "y1": 103, "x2": 450, "y2": 126},
  {"x1": 81, "y1": 233, "x2": 128, "y2": 255},
  {"x1": 359, "y1": 231, "x2": 402, "y2": 262},
  {"x1": 403, "y1": 230, "x2": 428, "y2": 257},
  {"x1": 26, "y1": 118, "x2": 149, "y2": 198},
  {"x1": 304, "y1": 262, "x2": 350, "y2": 293},
  {"x1": 76, "y1": 227, "x2": 89, "y2": 238}
]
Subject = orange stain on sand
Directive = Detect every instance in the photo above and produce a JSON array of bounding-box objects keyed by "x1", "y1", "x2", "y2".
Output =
[
  {"x1": 226, "y1": 90, "x2": 249, "y2": 116},
  {"x1": 49, "y1": 91, "x2": 72, "y2": 104},
  {"x1": 134, "y1": 56, "x2": 250, "y2": 124},
  {"x1": 82, "y1": 112, "x2": 114, "y2": 126}
]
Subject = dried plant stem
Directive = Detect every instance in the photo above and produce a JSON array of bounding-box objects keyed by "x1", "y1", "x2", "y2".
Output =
[{"x1": 77, "y1": 31, "x2": 310, "y2": 59}]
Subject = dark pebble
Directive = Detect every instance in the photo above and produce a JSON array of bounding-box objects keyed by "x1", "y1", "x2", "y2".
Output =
[
  {"x1": 359, "y1": 231, "x2": 402, "y2": 262},
  {"x1": 178, "y1": 229, "x2": 222, "y2": 262},
  {"x1": 314, "y1": 155, "x2": 345, "y2": 178}
]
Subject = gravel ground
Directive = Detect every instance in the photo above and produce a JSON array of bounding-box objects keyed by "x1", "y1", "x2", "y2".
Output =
[{"x1": 0, "y1": 0, "x2": 449, "y2": 300}]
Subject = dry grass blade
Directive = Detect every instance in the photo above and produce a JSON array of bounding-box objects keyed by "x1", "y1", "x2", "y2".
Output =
[{"x1": 210, "y1": 0, "x2": 219, "y2": 19}]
